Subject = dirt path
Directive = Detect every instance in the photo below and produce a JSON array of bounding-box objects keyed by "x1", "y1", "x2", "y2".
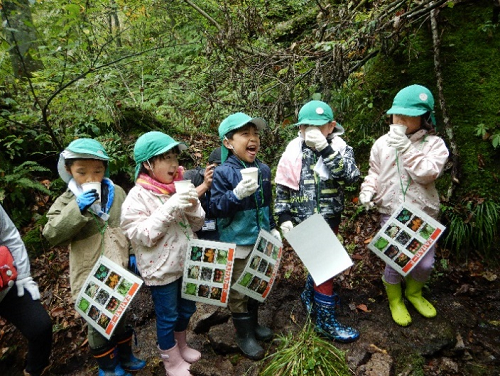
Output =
[{"x1": 2, "y1": 211, "x2": 499, "y2": 375}]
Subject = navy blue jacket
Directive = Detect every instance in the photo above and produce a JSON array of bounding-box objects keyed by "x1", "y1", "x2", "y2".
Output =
[{"x1": 210, "y1": 155, "x2": 276, "y2": 246}]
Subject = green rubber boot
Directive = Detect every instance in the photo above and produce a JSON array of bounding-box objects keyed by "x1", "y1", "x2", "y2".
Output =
[
  {"x1": 405, "y1": 276, "x2": 437, "y2": 318},
  {"x1": 382, "y1": 277, "x2": 411, "y2": 327}
]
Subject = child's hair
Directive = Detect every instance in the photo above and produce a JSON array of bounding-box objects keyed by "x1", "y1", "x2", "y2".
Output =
[
  {"x1": 137, "y1": 146, "x2": 181, "y2": 176},
  {"x1": 224, "y1": 122, "x2": 258, "y2": 140},
  {"x1": 65, "y1": 158, "x2": 108, "y2": 170}
]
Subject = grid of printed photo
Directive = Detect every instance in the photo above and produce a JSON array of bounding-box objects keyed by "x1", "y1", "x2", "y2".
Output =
[
  {"x1": 75, "y1": 256, "x2": 143, "y2": 339},
  {"x1": 181, "y1": 239, "x2": 235, "y2": 307},
  {"x1": 368, "y1": 203, "x2": 446, "y2": 276},
  {"x1": 232, "y1": 229, "x2": 283, "y2": 302}
]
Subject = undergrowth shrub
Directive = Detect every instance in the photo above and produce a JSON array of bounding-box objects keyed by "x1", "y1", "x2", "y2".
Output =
[
  {"x1": 260, "y1": 319, "x2": 353, "y2": 376},
  {"x1": 441, "y1": 197, "x2": 500, "y2": 263}
]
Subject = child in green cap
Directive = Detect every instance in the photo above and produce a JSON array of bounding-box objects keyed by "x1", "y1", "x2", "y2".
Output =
[
  {"x1": 120, "y1": 131, "x2": 204, "y2": 376},
  {"x1": 359, "y1": 84, "x2": 449, "y2": 327},
  {"x1": 43, "y1": 138, "x2": 146, "y2": 376},
  {"x1": 210, "y1": 113, "x2": 281, "y2": 360},
  {"x1": 274, "y1": 100, "x2": 360, "y2": 343}
]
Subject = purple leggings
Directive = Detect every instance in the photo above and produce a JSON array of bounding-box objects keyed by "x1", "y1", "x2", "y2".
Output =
[{"x1": 380, "y1": 214, "x2": 435, "y2": 284}]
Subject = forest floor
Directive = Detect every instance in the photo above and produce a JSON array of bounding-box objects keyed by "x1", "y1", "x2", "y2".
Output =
[{"x1": 1, "y1": 209, "x2": 500, "y2": 376}]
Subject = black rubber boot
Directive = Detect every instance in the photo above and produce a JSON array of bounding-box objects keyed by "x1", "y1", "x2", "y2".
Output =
[
  {"x1": 90, "y1": 344, "x2": 131, "y2": 376},
  {"x1": 247, "y1": 299, "x2": 273, "y2": 342},
  {"x1": 232, "y1": 313, "x2": 265, "y2": 360},
  {"x1": 115, "y1": 328, "x2": 146, "y2": 372}
]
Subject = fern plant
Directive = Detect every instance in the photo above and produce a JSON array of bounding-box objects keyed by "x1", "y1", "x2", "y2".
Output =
[{"x1": 0, "y1": 161, "x2": 52, "y2": 227}]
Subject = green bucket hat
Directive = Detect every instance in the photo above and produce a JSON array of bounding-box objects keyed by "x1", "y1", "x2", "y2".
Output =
[
  {"x1": 133, "y1": 131, "x2": 187, "y2": 180},
  {"x1": 218, "y1": 112, "x2": 267, "y2": 163},
  {"x1": 387, "y1": 84, "x2": 436, "y2": 125},
  {"x1": 57, "y1": 138, "x2": 110, "y2": 183}
]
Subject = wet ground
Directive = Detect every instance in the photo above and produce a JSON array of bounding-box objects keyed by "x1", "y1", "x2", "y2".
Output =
[{"x1": 1, "y1": 210, "x2": 499, "y2": 376}]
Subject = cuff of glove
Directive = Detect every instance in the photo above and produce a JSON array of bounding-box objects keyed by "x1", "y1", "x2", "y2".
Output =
[
  {"x1": 278, "y1": 213, "x2": 293, "y2": 226},
  {"x1": 318, "y1": 144, "x2": 335, "y2": 158}
]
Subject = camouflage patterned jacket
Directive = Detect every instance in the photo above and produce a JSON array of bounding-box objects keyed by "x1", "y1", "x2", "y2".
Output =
[{"x1": 275, "y1": 136, "x2": 360, "y2": 229}]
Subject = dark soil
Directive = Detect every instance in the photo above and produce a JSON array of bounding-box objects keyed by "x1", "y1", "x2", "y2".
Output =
[{"x1": 1, "y1": 210, "x2": 500, "y2": 376}]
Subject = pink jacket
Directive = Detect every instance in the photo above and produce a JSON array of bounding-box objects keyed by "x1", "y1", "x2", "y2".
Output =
[
  {"x1": 360, "y1": 129, "x2": 449, "y2": 218},
  {"x1": 121, "y1": 185, "x2": 205, "y2": 286}
]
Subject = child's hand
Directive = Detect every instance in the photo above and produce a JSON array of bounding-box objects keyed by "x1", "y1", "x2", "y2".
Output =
[
  {"x1": 76, "y1": 190, "x2": 99, "y2": 213},
  {"x1": 187, "y1": 186, "x2": 200, "y2": 207},
  {"x1": 164, "y1": 192, "x2": 193, "y2": 213},
  {"x1": 359, "y1": 191, "x2": 374, "y2": 210},
  {"x1": 271, "y1": 228, "x2": 282, "y2": 242},
  {"x1": 304, "y1": 127, "x2": 328, "y2": 151},
  {"x1": 233, "y1": 178, "x2": 259, "y2": 200},
  {"x1": 387, "y1": 132, "x2": 411, "y2": 153},
  {"x1": 280, "y1": 221, "x2": 294, "y2": 234}
]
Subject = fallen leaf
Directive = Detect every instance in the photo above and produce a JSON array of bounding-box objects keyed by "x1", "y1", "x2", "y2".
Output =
[{"x1": 356, "y1": 304, "x2": 370, "y2": 312}]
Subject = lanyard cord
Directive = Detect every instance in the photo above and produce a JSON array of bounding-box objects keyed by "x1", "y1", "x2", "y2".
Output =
[
  {"x1": 395, "y1": 134, "x2": 428, "y2": 201},
  {"x1": 91, "y1": 213, "x2": 109, "y2": 256},
  {"x1": 396, "y1": 150, "x2": 412, "y2": 201}
]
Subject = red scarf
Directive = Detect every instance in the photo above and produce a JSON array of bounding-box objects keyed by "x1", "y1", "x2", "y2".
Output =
[{"x1": 136, "y1": 167, "x2": 184, "y2": 195}]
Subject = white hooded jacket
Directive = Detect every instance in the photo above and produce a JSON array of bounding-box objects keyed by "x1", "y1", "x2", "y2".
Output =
[{"x1": 360, "y1": 128, "x2": 449, "y2": 218}]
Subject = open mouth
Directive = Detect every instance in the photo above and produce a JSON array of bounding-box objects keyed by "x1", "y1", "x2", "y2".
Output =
[{"x1": 247, "y1": 145, "x2": 257, "y2": 157}]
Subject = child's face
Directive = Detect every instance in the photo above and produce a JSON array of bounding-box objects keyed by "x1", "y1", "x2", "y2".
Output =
[
  {"x1": 144, "y1": 150, "x2": 179, "y2": 184},
  {"x1": 299, "y1": 122, "x2": 336, "y2": 138},
  {"x1": 223, "y1": 124, "x2": 260, "y2": 163},
  {"x1": 66, "y1": 159, "x2": 106, "y2": 186},
  {"x1": 392, "y1": 114, "x2": 421, "y2": 134}
]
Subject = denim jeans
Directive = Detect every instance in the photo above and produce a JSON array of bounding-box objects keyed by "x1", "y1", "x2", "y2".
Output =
[{"x1": 150, "y1": 279, "x2": 196, "y2": 350}]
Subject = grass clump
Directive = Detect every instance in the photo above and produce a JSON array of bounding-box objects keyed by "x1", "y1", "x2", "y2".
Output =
[{"x1": 260, "y1": 320, "x2": 353, "y2": 376}]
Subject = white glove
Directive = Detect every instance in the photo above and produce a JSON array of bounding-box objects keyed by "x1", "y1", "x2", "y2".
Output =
[
  {"x1": 164, "y1": 192, "x2": 193, "y2": 214},
  {"x1": 270, "y1": 228, "x2": 282, "y2": 242},
  {"x1": 16, "y1": 277, "x2": 40, "y2": 300},
  {"x1": 186, "y1": 186, "x2": 200, "y2": 208},
  {"x1": 304, "y1": 127, "x2": 328, "y2": 151},
  {"x1": 387, "y1": 132, "x2": 411, "y2": 153},
  {"x1": 233, "y1": 178, "x2": 259, "y2": 200},
  {"x1": 359, "y1": 191, "x2": 374, "y2": 210},
  {"x1": 280, "y1": 220, "x2": 294, "y2": 234}
]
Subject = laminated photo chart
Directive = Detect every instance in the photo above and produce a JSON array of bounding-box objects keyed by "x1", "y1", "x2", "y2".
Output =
[
  {"x1": 368, "y1": 202, "x2": 446, "y2": 276},
  {"x1": 181, "y1": 239, "x2": 236, "y2": 307},
  {"x1": 232, "y1": 229, "x2": 283, "y2": 302},
  {"x1": 75, "y1": 256, "x2": 143, "y2": 339}
]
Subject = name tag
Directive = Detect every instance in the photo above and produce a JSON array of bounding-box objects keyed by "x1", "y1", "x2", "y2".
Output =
[{"x1": 202, "y1": 219, "x2": 216, "y2": 232}]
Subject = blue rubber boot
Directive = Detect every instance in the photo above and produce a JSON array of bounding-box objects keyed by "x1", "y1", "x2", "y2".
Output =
[
  {"x1": 300, "y1": 274, "x2": 315, "y2": 315},
  {"x1": 116, "y1": 329, "x2": 146, "y2": 372},
  {"x1": 313, "y1": 290, "x2": 359, "y2": 343},
  {"x1": 91, "y1": 345, "x2": 132, "y2": 376}
]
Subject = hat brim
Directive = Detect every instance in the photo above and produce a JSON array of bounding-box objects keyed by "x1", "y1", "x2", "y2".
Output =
[
  {"x1": 293, "y1": 119, "x2": 331, "y2": 126},
  {"x1": 152, "y1": 142, "x2": 188, "y2": 159},
  {"x1": 386, "y1": 106, "x2": 427, "y2": 117},
  {"x1": 249, "y1": 117, "x2": 267, "y2": 130}
]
